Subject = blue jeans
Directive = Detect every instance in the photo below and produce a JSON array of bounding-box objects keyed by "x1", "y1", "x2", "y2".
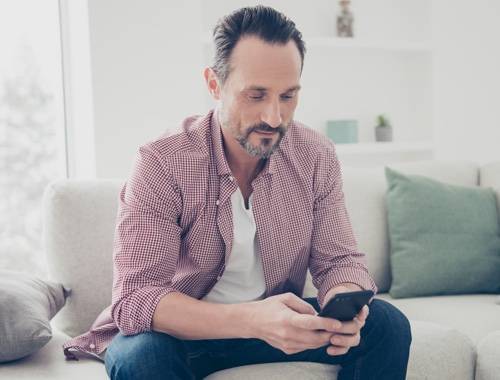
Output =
[{"x1": 104, "y1": 298, "x2": 411, "y2": 380}]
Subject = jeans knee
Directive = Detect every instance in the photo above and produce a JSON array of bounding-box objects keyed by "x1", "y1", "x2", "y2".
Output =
[
  {"x1": 105, "y1": 331, "x2": 187, "y2": 380},
  {"x1": 368, "y1": 299, "x2": 412, "y2": 350}
]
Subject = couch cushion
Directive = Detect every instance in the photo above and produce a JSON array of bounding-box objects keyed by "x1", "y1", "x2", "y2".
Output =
[
  {"x1": 204, "y1": 320, "x2": 474, "y2": 380},
  {"x1": 384, "y1": 167, "x2": 500, "y2": 298},
  {"x1": 42, "y1": 179, "x2": 124, "y2": 337},
  {"x1": 480, "y1": 161, "x2": 500, "y2": 220},
  {"x1": 475, "y1": 331, "x2": 500, "y2": 380},
  {"x1": 377, "y1": 293, "x2": 500, "y2": 343},
  {"x1": 0, "y1": 322, "x2": 474, "y2": 380},
  {"x1": 341, "y1": 160, "x2": 480, "y2": 292},
  {"x1": 205, "y1": 362, "x2": 339, "y2": 380},
  {"x1": 405, "y1": 320, "x2": 475, "y2": 380},
  {"x1": 0, "y1": 329, "x2": 107, "y2": 380}
]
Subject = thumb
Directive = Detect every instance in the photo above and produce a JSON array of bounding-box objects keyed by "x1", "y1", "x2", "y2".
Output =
[{"x1": 281, "y1": 293, "x2": 317, "y2": 315}]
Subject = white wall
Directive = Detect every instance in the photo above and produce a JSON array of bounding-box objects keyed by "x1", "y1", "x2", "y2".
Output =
[
  {"x1": 81, "y1": 1, "x2": 500, "y2": 178},
  {"x1": 202, "y1": 0, "x2": 431, "y2": 42},
  {"x1": 203, "y1": 0, "x2": 433, "y2": 143},
  {"x1": 83, "y1": 0, "x2": 434, "y2": 178},
  {"x1": 87, "y1": 0, "x2": 206, "y2": 178},
  {"x1": 432, "y1": 0, "x2": 500, "y2": 165}
]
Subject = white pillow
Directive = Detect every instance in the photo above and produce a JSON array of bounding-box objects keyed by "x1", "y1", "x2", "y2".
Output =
[{"x1": 0, "y1": 270, "x2": 69, "y2": 362}]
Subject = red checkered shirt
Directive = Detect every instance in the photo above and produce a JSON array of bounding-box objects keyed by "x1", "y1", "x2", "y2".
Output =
[{"x1": 62, "y1": 109, "x2": 377, "y2": 360}]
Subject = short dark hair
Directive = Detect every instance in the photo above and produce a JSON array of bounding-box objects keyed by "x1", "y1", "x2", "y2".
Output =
[{"x1": 211, "y1": 5, "x2": 306, "y2": 84}]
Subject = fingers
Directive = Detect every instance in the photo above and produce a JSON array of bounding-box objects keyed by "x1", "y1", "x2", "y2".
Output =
[
  {"x1": 336, "y1": 318, "x2": 363, "y2": 334},
  {"x1": 327, "y1": 344, "x2": 350, "y2": 356},
  {"x1": 285, "y1": 328, "x2": 334, "y2": 349},
  {"x1": 330, "y1": 332, "x2": 360, "y2": 348},
  {"x1": 357, "y1": 305, "x2": 369, "y2": 322},
  {"x1": 281, "y1": 293, "x2": 317, "y2": 315},
  {"x1": 324, "y1": 305, "x2": 367, "y2": 356},
  {"x1": 334, "y1": 305, "x2": 369, "y2": 335},
  {"x1": 290, "y1": 313, "x2": 342, "y2": 332}
]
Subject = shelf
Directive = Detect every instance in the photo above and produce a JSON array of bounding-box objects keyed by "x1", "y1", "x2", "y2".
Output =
[
  {"x1": 334, "y1": 141, "x2": 434, "y2": 155},
  {"x1": 305, "y1": 37, "x2": 432, "y2": 53},
  {"x1": 202, "y1": 34, "x2": 432, "y2": 53},
  {"x1": 333, "y1": 142, "x2": 434, "y2": 167}
]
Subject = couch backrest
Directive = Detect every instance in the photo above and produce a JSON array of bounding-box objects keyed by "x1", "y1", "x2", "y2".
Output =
[
  {"x1": 42, "y1": 179, "x2": 123, "y2": 336},
  {"x1": 480, "y1": 161, "x2": 500, "y2": 216},
  {"x1": 340, "y1": 160, "x2": 480, "y2": 293},
  {"x1": 43, "y1": 160, "x2": 484, "y2": 336}
]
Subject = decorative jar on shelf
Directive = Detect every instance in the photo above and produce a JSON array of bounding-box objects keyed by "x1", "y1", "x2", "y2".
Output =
[
  {"x1": 337, "y1": 0, "x2": 354, "y2": 38},
  {"x1": 326, "y1": 119, "x2": 358, "y2": 144}
]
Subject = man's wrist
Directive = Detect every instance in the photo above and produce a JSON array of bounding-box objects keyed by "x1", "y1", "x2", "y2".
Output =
[{"x1": 228, "y1": 301, "x2": 257, "y2": 339}]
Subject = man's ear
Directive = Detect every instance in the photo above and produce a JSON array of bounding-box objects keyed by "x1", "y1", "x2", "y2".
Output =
[{"x1": 204, "y1": 67, "x2": 222, "y2": 100}]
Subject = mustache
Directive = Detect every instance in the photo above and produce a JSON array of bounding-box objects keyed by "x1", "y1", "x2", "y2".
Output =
[{"x1": 247, "y1": 123, "x2": 286, "y2": 134}]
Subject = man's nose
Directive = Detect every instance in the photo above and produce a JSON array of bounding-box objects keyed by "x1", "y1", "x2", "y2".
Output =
[{"x1": 261, "y1": 99, "x2": 282, "y2": 128}]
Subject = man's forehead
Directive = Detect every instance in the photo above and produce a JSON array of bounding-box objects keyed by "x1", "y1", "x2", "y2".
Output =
[
  {"x1": 242, "y1": 84, "x2": 302, "y2": 92},
  {"x1": 227, "y1": 36, "x2": 302, "y2": 83}
]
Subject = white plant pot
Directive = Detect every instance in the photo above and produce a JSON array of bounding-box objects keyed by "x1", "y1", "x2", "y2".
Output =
[{"x1": 375, "y1": 125, "x2": 393, "y2": 142}]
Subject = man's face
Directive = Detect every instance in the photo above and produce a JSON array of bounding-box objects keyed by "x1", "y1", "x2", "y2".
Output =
[{"x1": 216, "y1": 36, "x2": 302, "y2": 159}]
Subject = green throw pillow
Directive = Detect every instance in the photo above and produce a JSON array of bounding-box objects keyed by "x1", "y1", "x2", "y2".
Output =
[{"x1": 385, "y1": 167, "x2": 500, "y2": 298}]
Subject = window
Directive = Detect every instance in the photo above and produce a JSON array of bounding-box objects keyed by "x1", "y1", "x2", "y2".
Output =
[{"x1": 0, "y1": 0, "x2": 66, "y2": 277}]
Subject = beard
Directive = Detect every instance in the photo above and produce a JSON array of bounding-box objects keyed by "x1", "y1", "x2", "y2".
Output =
[{"x1": 234, "y1": 122, "x2": 288, "y2": 159}]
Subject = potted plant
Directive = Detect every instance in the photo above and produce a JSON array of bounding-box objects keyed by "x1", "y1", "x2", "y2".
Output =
[{"x1": 375, "y1": 114, "x2": 393, "y2": 142}]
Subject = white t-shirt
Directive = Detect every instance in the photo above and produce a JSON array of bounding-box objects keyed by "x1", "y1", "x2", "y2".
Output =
[{"x1": 202, "y1": 187, "x2": 266, "y2": 304}]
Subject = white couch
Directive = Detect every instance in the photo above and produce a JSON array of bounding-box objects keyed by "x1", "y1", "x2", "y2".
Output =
[{"x1": 1, "y1": 160, "x2": 500, "y2": 379}]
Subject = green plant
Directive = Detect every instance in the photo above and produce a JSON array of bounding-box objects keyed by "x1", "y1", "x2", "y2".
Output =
[{"x1": 377, "y1": 114, "x2": 391, "y2": 127}]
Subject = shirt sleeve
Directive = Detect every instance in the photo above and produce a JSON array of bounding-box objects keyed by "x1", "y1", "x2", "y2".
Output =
[
  {"x1": 309, "y1": 143, "x2": 378, "y2": 309},
  {"x1": 110, "y1": 145, "x2": 183, "y2": 336}
]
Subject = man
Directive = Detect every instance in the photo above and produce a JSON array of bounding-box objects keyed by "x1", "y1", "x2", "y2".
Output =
[{"x1": 63, "y1": 5, "x2": 411, "y2": 379}]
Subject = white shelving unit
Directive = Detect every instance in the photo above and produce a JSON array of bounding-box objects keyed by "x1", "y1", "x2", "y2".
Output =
[
  {"x1": 201, "y1": 1, "x2": 434, "y2": 167},
  {"x1": 306, "y1": 36, "x2": 432, "y2": 53},
  {"x1": 335, "y1": 141, "x2": 433, "y2": 155},
  {"x1": 203, "y1": 35, "x2": 432, "y2": 53},
  {"x1": 335, "y1": 141, "x2": 434, "y2": 168}
]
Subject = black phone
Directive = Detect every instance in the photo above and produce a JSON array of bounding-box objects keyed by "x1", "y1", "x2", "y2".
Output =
[{"x1": 318, "y1": 290, "x2": 374, "y2": 321}]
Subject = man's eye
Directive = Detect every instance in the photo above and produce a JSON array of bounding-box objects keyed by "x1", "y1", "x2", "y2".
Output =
[
  {"x1": 281, "y1": 94, "x2": 294, "y2": 100},
  {"x1": 249, "y1": 95, "x2": 264, "y2": 100}
]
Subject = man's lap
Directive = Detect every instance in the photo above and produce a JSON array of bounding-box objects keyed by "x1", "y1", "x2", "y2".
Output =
[
  {"x1": 105, "y1": 297, "x2": 408, "y2": 379},
  {"x1": 160, "y1": 297, "x2": 381, "y2": 378}
]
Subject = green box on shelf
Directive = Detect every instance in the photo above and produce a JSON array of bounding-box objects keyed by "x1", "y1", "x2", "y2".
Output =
[{"x1": 326, "y1": 119, "x2": 358, "y2": 144}]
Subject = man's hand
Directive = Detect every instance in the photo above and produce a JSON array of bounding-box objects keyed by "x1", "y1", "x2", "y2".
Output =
[
  {"x1": 325, "y1": 304, "x2": 369, "y2": 356},
  {"x1": 322, "y1": 283, "x2": 370, "y2": 356},
  {"x1": 246, "y1": 292, "x2": 343, "y2": 355}
]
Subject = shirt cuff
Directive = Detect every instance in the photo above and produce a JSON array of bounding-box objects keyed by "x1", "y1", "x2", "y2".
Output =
[{"x1": 113, "y1": 286, "x2": 178, "y2": 336}]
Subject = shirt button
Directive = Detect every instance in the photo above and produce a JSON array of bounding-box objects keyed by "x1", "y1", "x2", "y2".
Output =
[
  {"x1": 216, "y1": 200, "x2": 220, "y2": 206},
  {"x1": 229, "y1": 176, "x2": 234, "y2": 181},
  {"x1": 89, "y1": 343, "x2": 96, "y2": 349}
]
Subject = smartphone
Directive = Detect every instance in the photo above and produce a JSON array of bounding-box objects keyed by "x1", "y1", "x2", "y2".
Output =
[{"x1": 318, "y1": 290, "x2": 374, "y2": 321}]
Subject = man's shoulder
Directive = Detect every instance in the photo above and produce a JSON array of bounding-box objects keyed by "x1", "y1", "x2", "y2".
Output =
[
  {"x1": 141, "y1": 112, "x2": 212, "y2": 164},
  {"x1": 284, "y1": 120, "x2": 336, "y2": 158}
]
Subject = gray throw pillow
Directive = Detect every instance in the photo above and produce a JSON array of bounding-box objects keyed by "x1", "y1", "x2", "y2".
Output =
[
  {"x1": 385, "y1": 167, "x2": 500, "y2": 298},
  {"x1": 0, "y1": 270, "x2": 69, "y2": 362}
]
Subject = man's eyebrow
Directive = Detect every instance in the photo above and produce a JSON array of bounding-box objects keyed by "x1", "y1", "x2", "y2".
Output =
[
  {"x1": 245, "y1": 85, "x2": 302, "y2": 92},
  {"x1": 284, "y1": 85, "x2": 301, "y2": 92}
]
